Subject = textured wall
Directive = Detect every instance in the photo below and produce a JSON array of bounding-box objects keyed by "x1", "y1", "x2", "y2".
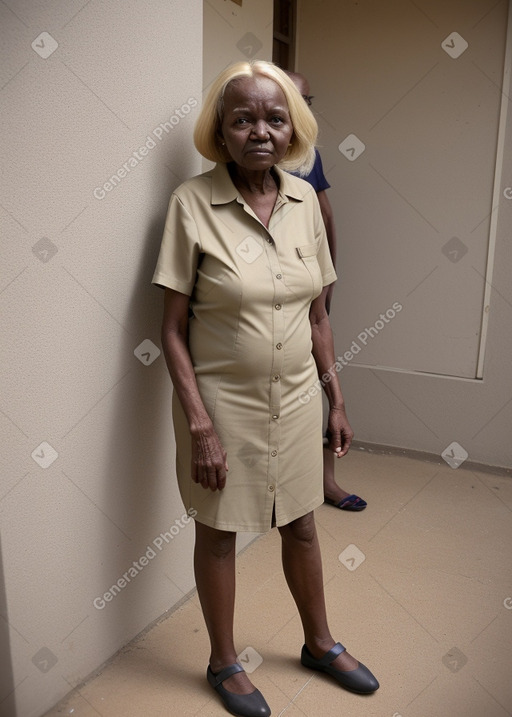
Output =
[{"x1": 0, "y1": 2, "x2": 202, "y2": 715}]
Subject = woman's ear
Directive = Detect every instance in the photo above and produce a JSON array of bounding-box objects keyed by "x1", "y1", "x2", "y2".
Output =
[{"x1": 216, "y1": 133, "x2": 229, "y2": 160}]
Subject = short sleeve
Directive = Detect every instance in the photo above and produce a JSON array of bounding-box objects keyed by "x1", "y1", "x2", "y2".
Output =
[{"x1": 151, "y1": 194, "x2": 202, "y2": 295}]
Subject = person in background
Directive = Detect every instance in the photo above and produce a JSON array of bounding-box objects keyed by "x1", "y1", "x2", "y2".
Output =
[{"x1": 286, "y1": 70, "x2": 367, "y2": 513}]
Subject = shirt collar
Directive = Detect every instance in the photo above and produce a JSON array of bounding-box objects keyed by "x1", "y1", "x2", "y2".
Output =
[{"x1": 210, "y1": 162, "x2": 307, "y2": 205}]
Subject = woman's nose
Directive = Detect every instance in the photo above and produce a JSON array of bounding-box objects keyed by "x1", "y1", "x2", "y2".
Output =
[{"x1": 251, "y1": 120, "x2": 270, "y2": 139}]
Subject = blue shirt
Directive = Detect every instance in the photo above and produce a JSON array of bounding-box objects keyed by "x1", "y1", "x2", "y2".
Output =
[{"x1": 290, "y1": 149, "x2": 330, "y2": 193}]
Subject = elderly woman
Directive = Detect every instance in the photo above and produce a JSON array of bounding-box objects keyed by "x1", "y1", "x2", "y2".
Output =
[{"x1": 153, "y1": 60, "x2": 379, "y2": 717}]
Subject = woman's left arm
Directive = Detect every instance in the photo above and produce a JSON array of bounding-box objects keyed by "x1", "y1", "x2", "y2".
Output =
[{"x1": 310, "y1": 287, "x2": 354, "y2": 457}]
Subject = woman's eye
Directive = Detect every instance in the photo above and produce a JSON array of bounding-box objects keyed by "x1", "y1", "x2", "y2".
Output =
[
  {"x1": 270, "y1": 116, "x2": 284, "y2": 124},
  {"x1": 235, "y1": 118, "x2": 248, "y2": 125}
]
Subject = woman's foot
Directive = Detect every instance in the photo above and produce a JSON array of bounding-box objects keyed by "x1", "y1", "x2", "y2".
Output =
[
  {"x1": 305, "y1": 639, "x2": 358, "y2": 672},
  {"x1": 301, "y1": 641, "x2": 379, "y2": 694},
  {"x1": 207, "y1": 663, "x2": 271, "y2": 716},
  {"x1": 209, "y1": 659, "x2": 255, "y2": 695}
]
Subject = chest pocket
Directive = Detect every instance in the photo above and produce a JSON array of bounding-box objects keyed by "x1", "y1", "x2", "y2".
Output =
[{"x1": 296, "y1": 244, "x2": 322, "y2": 298}]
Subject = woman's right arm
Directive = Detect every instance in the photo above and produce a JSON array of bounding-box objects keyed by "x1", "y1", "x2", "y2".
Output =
[{"x1": 161, "y1": 287, "x2": 228, "y2": 491}]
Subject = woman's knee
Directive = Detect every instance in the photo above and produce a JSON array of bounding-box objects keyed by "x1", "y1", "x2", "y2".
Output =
[
  {"x1": 195, "y1": 520, "x2": 236, "y2": 559},
  {"x1": 279, "y1": 512, "x2": 317, "y2": 548}
]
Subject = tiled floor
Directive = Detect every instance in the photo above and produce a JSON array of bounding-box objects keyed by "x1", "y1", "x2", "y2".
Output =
[{"x1": 45, "y1": 447, "x2": 512, "y2": 717}]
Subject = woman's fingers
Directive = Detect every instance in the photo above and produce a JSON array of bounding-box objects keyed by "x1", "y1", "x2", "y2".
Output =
[
  {"x1": 327, "y1": 408, "x2": 354, "y2": 458},
  {"x1": 191, "y1": 433, "x2": 228, "y2": 491}
]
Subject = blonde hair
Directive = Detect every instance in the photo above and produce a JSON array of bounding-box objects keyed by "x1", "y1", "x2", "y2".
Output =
[{"x1": 193, "y1": 60, "x2": 317, "y2": 175}]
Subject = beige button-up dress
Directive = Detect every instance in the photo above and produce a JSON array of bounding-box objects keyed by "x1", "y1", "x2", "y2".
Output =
[{"x1": 153, "y1": 162, "x2": 337, "y2": 532}]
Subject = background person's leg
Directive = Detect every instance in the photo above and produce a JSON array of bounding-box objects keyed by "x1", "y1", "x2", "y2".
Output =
[{"x1": 323, "y1": 443, "x2": 367, "y2": 510}]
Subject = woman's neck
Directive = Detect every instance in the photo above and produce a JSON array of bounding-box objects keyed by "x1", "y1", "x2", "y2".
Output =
[{"x1": 228, "y1": 163, "x2": 279, "y2": 196}]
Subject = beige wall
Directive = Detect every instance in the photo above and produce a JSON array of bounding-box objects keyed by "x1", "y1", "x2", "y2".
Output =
[
  {"x1": 1, "y1": 2, "x2": 202, "y2": 716},
  {"x1": 297, "y1": 0, "x2": 512, "y2": 468},
  {"x1": 203, "y1": 0, "x2": 273, "y2": 86}
]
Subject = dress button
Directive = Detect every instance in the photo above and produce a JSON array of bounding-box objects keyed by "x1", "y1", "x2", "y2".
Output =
[
  {"x1": 276, "y1": 273, "x2": 282, "y2": 279},
  {"x1": 276, "y1": 343, "x2": 282, "y2": 350},
  {"x1": 272, "y1": 414, "x2": 278, "y2": 420},
  {"x1": 268, "y1": 485, "x2": 275, "y2": 492},
  {"x1": 266, "y1": 237, "x2": 273, "y2": 244},
  {"x1": 275, "y1": 304, "x2": 282, "y2": 310},
  {"x1": 271, "y1": 450, "x2": 277, "y2": 457},
  {"x1": 272, "y1": 375, "x2": 280, "y2": 382}
]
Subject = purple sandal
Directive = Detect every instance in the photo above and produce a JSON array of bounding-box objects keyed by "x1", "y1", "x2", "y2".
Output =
[{"x1": 325, "y1": 494, "x2": 367, "y2": 511}]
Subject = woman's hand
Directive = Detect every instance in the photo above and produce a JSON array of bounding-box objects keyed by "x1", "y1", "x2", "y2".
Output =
[
  {"x1": 191, "y1": 427, "x2": 229, "y2": 491},
  {"x1": 325, "y1": 406, "x2": 354, "y2": 458}
]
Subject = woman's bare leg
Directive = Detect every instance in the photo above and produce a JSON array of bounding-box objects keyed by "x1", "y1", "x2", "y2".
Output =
[
  {"x1": 194, "y1": 521, "x2": 254, "y2": 694},
  {"x1": 278, "y1": 512, "x2": 358, "y2": 671}
]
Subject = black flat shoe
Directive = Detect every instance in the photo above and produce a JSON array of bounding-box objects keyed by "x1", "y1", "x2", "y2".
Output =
[
  {"x1": 301, "y1": 642, "x2": 379, "y2": 694},
  {"x1": 207, "y1": 663, "x2": 271, "y2": 716}
]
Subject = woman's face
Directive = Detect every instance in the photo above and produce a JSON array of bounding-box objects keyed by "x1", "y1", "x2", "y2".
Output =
[{"x1": 219, "y1": 75, "x2": 294, "y2": 172}]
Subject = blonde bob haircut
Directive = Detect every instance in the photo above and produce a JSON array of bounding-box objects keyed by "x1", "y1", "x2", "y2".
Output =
[{"x1": 193, "y1": 60, "x2": 318, "y2": 176}]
